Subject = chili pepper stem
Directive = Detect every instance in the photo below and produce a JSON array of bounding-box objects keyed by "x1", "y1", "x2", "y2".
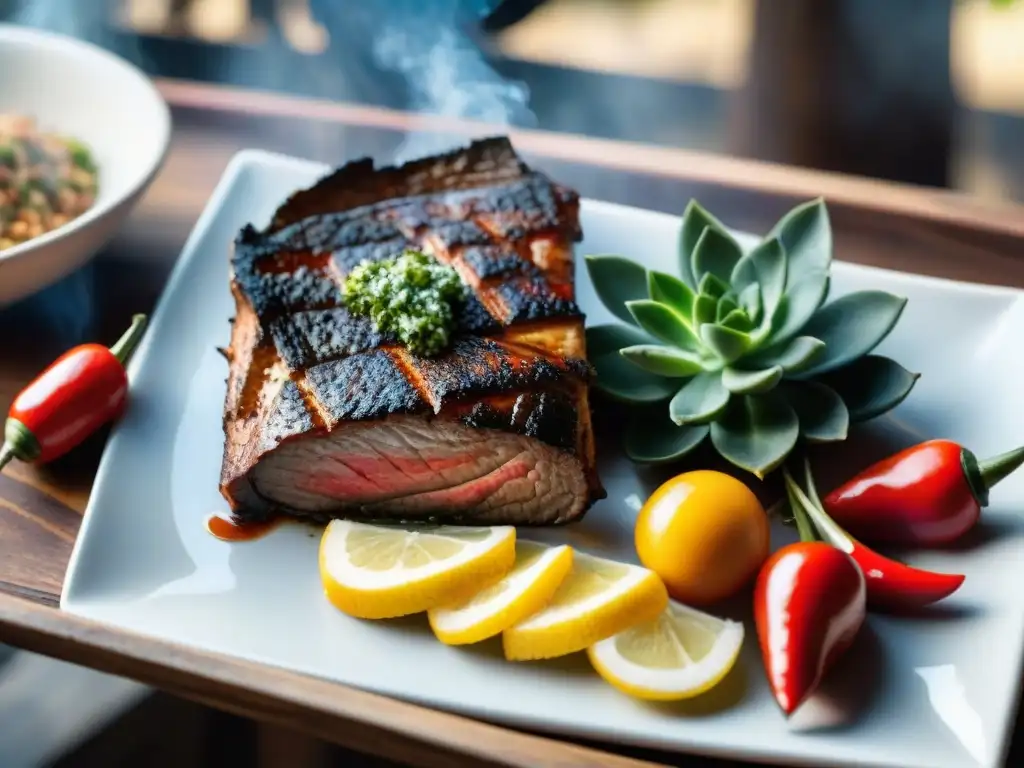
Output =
[
  {"x1": 782, "y1": 467, "x2": 819, "y2": 543},
  {"x1": 977, "y1": 445, "x2": 1024, "y2": 495},
  {"x1": 0, "y1": 418, "x2": 40, "y2": 471},
  {"x1": 0, "y1": 443, "x2": 16, "y2": 473},
  {"x1": 109, "y1": 314, "x2": 148, "y2": 366},
  {"x1": 791, "y1": 460, "x2": 858, "y2": 549},
  {"x1": 961, "y1": 443, "x2": 1024, "y2": 508},
  {"x1": 783, "y1": 461, "x2": 863, "y2": 553}
]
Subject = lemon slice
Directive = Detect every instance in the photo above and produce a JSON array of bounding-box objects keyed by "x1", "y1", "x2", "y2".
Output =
[
  {"x1": 502, "y1": 552, "x2": 668, "y2": 661},
  {"x1": 319, "y1": 520, "x2": 516, "y2": 619},
  {"x1": 587, "y1": 601, "x2": 744, "y2": 700},
  {"x1": 428, "y1": 541, "x2": 573, "y2": 645}
]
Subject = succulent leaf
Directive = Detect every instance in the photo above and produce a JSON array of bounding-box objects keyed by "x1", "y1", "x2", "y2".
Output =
[
  {"x1": 795, "y1": 290, "x2": 908, "y2": 377},
  {"x1": 586, "y1": 323, "x2": 656, "y2": 355},
  {"x1": 700, "y1": 324, "x2": 752, "y2": 363},
  {"x1": 626, "y1": 299, "x2": 700, "y2": 351},
  {"x1": 692, "y1": 294, "x2": 717, "y2": 327},
  {"x1": 780, "y1": 380, "x2": 849, "y2": 442},
  {"x1": 767, "y1": 198, "x2": 832, "y2": 288},
  {"x1": 620, "y1": 345, "x2": 706, "y2": 377},
  {"x1": 720, "y1": 308, "x2": 754, "y2": 333},
  {"x1": 732, "y1": 237, "x2": 787, "y2": 319},
  {"x1": 710, "y1": 391, "x2": 799, "y2": 478},
  {"x1": 648, "y1": 270, "x2": 695, "y2": 319},
  {"x1": 767, "y1": 270, "x2": 829, "y2": 344},
  {"x1": 669, "y1": 373, "x2": 731, "y2": 425},
  {"x1": 592, "y1": 356, "x2": 679, "y2": 402},
  {"x1": 588, "y1": 325, "x2": 681, "y2": 403},
  {"x1": 731, "y1": 256, "x2": 758, "y2": 294},
  {"x1": 739, "y1": 283, "x2": 762, "y2": 324},
  {"x1": 816, "y1": 355, "x2": 919, "y2": 421},
  {"x1": 716, "y1": 296, "x2": 739, "y2": 322},
  {"x1": 679, "y1": 200, "x2": 731, "y2": 289},
  {"x1": 698, "y1": 272, "x2": 729, "y2": 300},
  {"x1": 722, "y1": 365, "x2": 783, "y2": 394},
  {"x1": 585, "y1": 255, "x2": 648, "y2": 326},
  {"x1": 692, "y1": 227, "x2": 743, "y2": 287},
  {"x1": 626, "y1": 414, "x2": 709, "y2": 465},
  {"x1": 747, "y1": 335, "x2": 825, "y2": 373}
]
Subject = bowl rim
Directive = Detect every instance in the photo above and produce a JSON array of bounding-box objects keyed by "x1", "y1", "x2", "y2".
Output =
[{"x1": 0, "y1": 23, "x2": 172, "y2": 265}]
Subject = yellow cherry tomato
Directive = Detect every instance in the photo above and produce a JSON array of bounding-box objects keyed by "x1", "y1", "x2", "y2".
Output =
[{"x1": 635, "y1": 470, "x2": 769, "y2": 606}]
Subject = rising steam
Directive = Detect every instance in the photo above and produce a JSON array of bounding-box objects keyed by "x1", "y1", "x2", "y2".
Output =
[{"x1": 372, "y1": 2, "x2": 537, "y2": 163}]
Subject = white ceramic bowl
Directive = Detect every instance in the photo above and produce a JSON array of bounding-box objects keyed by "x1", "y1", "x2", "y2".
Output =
[{"x1": 0, "y1": 24, "x2": 170, "y2": 305}]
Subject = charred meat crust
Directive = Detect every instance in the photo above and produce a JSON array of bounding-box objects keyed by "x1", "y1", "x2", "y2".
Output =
[
  {"x1": 220, "y1": 137, "x2": 604, "y2": 524},
  {"x1": 460, "y1": 392, "x2": 579, "y2": 453},
  {"x1": 266, "y1": 136, "x2": 579, "y2": 237}
]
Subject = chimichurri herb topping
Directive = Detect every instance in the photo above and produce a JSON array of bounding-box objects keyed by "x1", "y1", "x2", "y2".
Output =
[{"x1": 342, "y1": 249, "x2": 464, "y2": 357}]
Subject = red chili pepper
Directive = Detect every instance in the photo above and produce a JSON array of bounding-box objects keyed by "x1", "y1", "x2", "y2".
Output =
[
  {"x1": 822, "y1": 439, "x2": 1024, "y2": 547},
  {"x1": 0, "y1": 314, "x2": 147, "y2": 470},
  {"x1": 789, "y1": 461, "x2": 964, "y2": 611},
  {"x1": 754, "y1": 480, "x2": 866, "y2": 716}
]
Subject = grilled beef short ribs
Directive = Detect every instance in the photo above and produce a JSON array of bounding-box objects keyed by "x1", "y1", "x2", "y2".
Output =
[{"x1": 219, "y1": 137, "x2": 604, "y2": 526}]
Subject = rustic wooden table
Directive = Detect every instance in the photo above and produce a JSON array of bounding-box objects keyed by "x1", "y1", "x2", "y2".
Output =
[{"x1": 1, "y1": 80, "x2": 1024, "y2": 768}]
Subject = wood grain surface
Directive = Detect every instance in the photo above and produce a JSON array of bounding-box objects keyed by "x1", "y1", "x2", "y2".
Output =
[
  {"x1": 0, "y1": 593, "x2": 669, "y2": 768},
  {"x1": 1, "y1": 79, "x2": 1024, "y2": 767}
]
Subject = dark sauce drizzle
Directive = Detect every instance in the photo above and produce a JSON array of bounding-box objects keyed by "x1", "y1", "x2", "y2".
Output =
[{"x1": 205, "y1": 512, "x2": 282, "y2": 542}]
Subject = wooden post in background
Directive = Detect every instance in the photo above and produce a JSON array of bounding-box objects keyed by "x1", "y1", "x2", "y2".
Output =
[{"x1": 731, "y1": 0, "x2": 957, "y2": 188}]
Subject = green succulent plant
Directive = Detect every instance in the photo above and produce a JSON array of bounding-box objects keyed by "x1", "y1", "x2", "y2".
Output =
[{"x1": 585, "y1": 198, "x2": 919, "y2": 478}]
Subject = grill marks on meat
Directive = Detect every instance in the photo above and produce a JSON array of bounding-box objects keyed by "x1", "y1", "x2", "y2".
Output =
[{"x1": 220, "y1": 137, "x2": 603, "y2": 525}]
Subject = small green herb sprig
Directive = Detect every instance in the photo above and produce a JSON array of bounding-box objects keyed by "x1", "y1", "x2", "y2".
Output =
[
  {"x1": 585, "y1": 198, "x2": 919, "y2": 478},
  {"x1": 343, "y1": 249, "x2": 464, "y2": 357}
]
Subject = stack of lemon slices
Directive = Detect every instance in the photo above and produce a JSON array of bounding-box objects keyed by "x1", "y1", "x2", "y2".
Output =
[{"x1": 319, "y1": 520, "x2": 744, "y2": 701}]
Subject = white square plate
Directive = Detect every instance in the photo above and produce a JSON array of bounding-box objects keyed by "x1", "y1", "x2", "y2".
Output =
[{"x1": 63, "y1": 150, "x2": 1024, "y2": 768}]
